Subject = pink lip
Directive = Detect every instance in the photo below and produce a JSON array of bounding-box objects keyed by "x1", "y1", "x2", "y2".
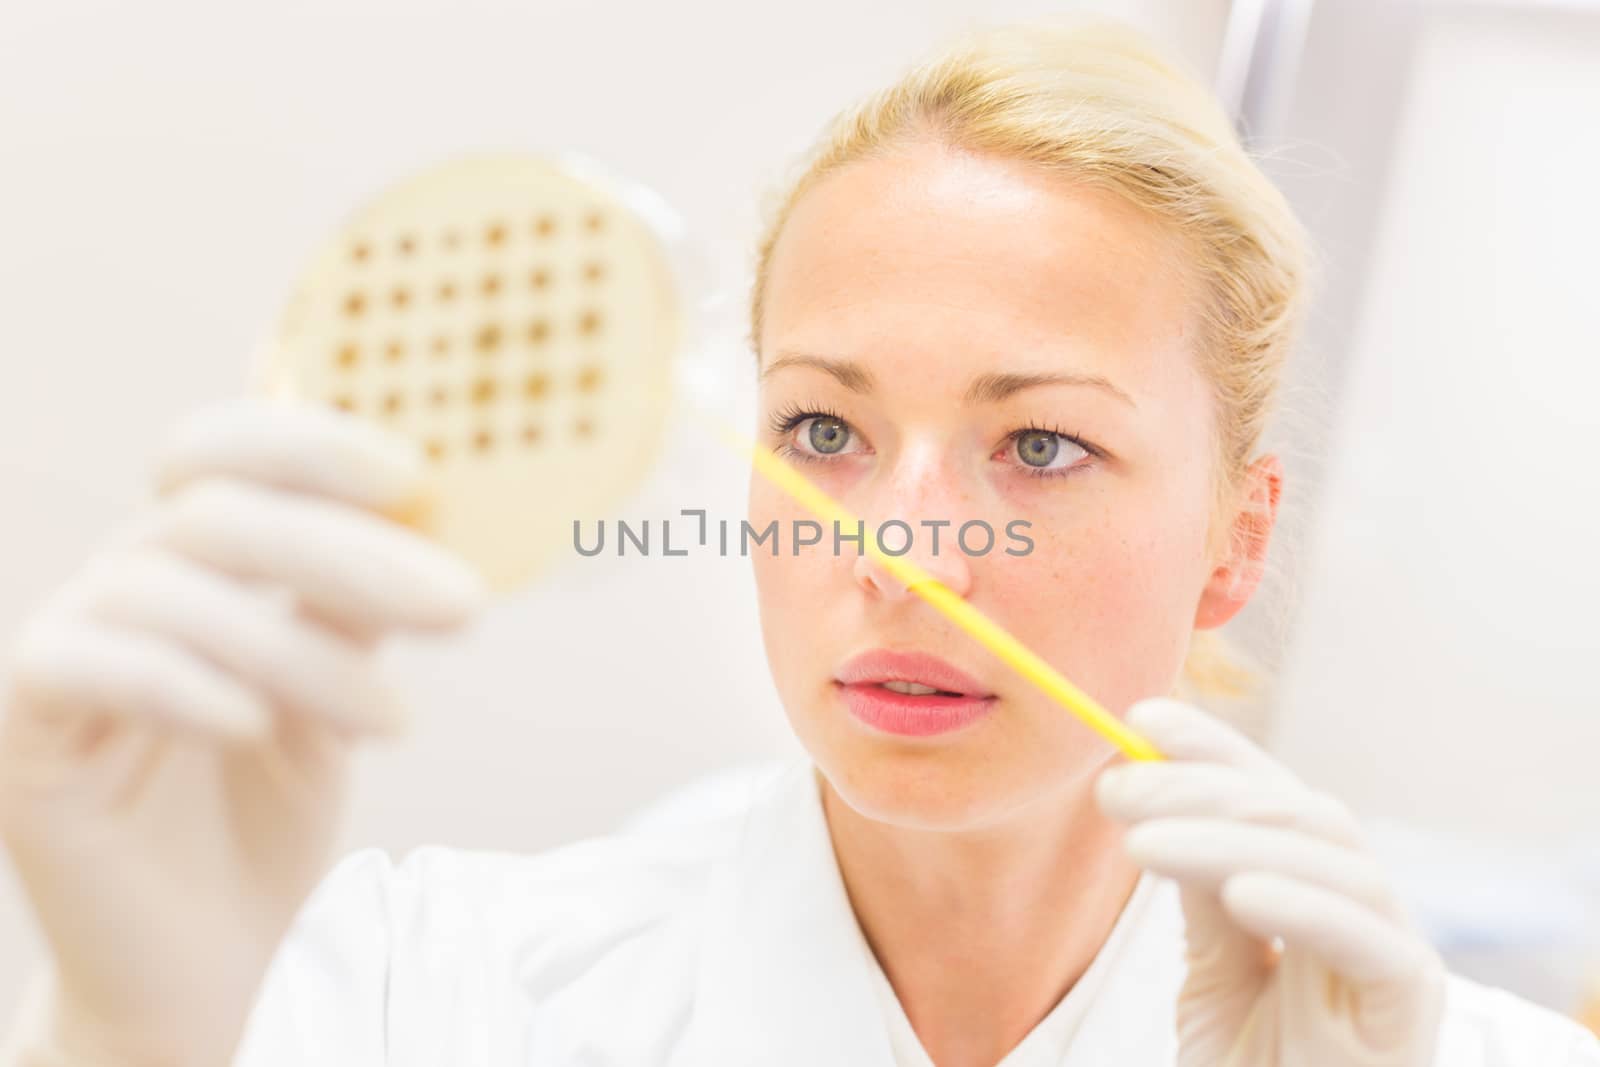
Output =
[{"x1": 833, "y1": 649, "x2": 997, "y2": 738}]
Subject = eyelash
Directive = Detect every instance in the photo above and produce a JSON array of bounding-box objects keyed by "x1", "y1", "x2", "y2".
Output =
[
  {"x1": 767, "y1": 402, "x2": 850, "y2": 467},
  {"x1": 1007, "y1": 420, "x2": 1105, "y2": 480},
  {"x1": 764, "y1": 403, "x2": 1103, "y2": 480}
]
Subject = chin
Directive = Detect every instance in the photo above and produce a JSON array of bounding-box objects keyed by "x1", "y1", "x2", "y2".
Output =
[
  {"x1": 798, "y1": 696, "x2": 1113, "y2": 835},
  {"x1": 806, "y1": 726, "x2": 1033, "y2": 832}
]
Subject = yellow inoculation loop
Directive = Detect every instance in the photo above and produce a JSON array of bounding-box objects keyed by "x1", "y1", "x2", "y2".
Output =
[{"x1": 712, "y1": 418, "x2": 1165, "y2": 762}]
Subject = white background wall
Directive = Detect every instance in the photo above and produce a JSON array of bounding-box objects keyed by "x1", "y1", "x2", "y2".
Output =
[
  {"x1": 2, "y1": 0, "x2": 1596, "y2": 1025},
  {"x1": 1273, "y1": 3, "x2": 1600, "y2": 843}
]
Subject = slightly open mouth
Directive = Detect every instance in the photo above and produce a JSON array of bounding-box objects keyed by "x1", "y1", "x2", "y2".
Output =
[{"x1": 876, "y1": 680, "x2": 966, "y2": 698}]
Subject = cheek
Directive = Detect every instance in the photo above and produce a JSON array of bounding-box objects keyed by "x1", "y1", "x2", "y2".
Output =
[
  {"x1": 749, "y1": 481, "x2": 837, "y2": 678},
  {"x1": 987, "y1": 496, "x2": 1207, "y2": 709}
]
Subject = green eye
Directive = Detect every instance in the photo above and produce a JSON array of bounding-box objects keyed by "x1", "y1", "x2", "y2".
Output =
[
  {"x1": 808, "y1": 416, "x2": 850, "y2": 454},
  {"x1": 1015, "y1": 429, "x2": 1061, "y2": 467}
]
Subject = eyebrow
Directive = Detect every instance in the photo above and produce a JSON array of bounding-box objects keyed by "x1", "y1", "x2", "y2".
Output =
[
  {"x1": 761, "y1": 353, "x2": 876, "y2": 393},
  {"x1": 761, "y1": 352, "x2": 1137, "y2": 409}
]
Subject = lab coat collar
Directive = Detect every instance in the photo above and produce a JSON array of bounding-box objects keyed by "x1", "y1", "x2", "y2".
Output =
[
  {"x1": 684, "y1": 756, "x2": 897, "y2": 1064},
  {"x1": 683, "y1": 756, "x2": 1184, "y2": 1065}
]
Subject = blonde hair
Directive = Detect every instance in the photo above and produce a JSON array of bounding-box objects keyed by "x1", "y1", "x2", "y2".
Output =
[{"x1": 747, "y1": 16, "x2": 1315, "y2": 711}]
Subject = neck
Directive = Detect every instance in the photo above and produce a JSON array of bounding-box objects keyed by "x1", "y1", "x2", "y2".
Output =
[{"x1": 818, "y1": 764, "x2": 1142, "y2": 1067}]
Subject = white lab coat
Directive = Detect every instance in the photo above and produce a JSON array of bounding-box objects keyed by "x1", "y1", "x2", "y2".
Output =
[{"x1": 234, "y1": 756, "x2": 1600, "y2": 1066}]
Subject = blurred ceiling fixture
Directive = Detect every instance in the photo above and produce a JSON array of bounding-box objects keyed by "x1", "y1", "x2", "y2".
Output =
[{"x1": 1216, "y1": 0, "x2": 1318, "y2": 141}]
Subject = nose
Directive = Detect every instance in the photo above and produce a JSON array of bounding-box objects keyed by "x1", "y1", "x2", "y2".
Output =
[
  {"x1": 854, "y1": 545, "x2": 973, "y2": 601},
  {"x1": 851, "y1": 451, "x2": 977, "y2": 602}
]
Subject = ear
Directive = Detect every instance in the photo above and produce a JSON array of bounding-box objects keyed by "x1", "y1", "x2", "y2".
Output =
[{"x1": 1194, "y1": 454, "x2": 1283, "y2": 630}]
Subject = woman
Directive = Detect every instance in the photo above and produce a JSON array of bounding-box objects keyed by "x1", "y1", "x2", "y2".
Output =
[{"x1": 2, "y1": 17, "x2": 1596, "y2": 1067}]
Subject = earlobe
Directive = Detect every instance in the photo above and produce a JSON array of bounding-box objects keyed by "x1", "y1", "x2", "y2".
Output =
[{"x1": 1193, "y1": 455, "x2": 1283, "y2": 631}]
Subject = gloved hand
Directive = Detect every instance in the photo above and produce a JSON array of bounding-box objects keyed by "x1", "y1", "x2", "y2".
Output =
[
  {"x1": 0, "y1": 397, "x2": 487, "y2": 1067},
  {"x1": 1094, "y1": 697, "x2": 1447, "y2": 1067}
]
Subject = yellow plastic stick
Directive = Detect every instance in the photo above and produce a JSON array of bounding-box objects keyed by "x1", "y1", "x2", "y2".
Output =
[{"x1": 713, "y1": 419, "x2": 1165, "y2": 762}]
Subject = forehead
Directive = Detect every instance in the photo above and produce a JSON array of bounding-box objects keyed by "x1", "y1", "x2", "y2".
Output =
[{"x1": 758, "y1": 140, "x2": 1202, "y2": 393}]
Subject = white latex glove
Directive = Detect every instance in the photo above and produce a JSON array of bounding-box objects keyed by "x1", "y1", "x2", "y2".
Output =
[
  {"x1": 1094, "y1": 697, "x2": 1447, "y2": 1067},
  {"x1": 0, "y1": 397, "x2": 487, "y2": 1067}
]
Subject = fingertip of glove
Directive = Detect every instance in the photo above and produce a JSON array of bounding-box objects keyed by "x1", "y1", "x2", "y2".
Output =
[
  {"x1": 1094, "y1": 762, "x2": 1136, "y2": 818},
  {"x1": 1125, "y1": 696, "x2": 1193, "y2": 739},
  {"x1": 1119, "y1": 820, "x2": 1165, "y2": 866},
  {"x1": 435, "y1": 558, "x2": 492, "y2": 623},
  {"x1": 366, "y1": 694, "x2": 416, "y2": 742}
]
